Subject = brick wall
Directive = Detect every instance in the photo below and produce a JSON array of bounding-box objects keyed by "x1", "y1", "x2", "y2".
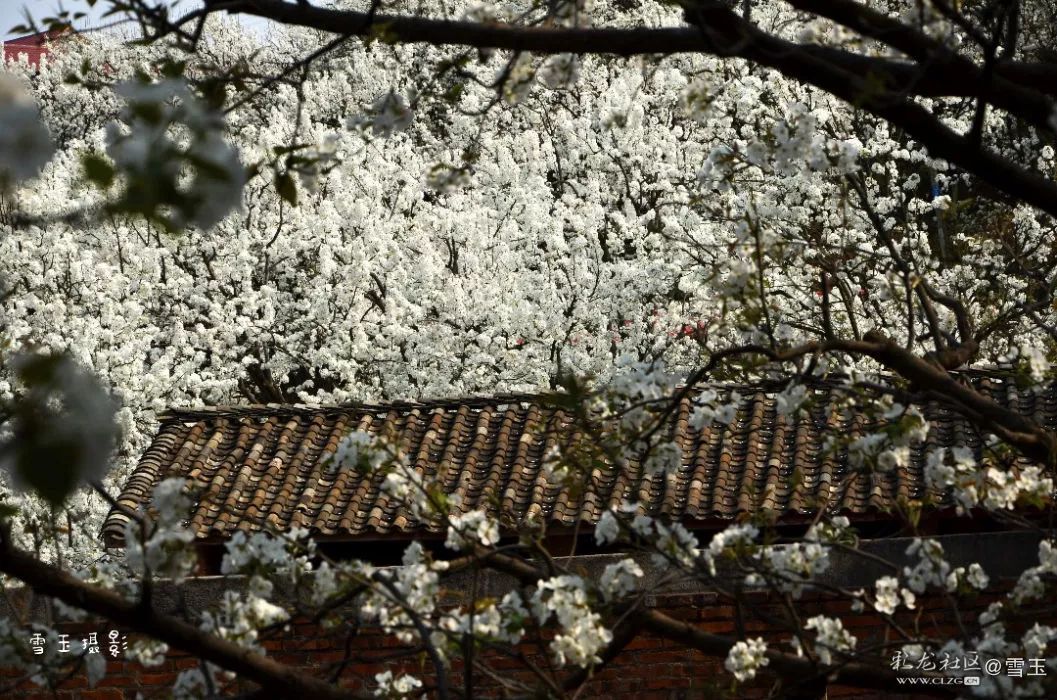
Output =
[
  {"x1": 5, "y1": 533, "x2": 1046, "y2": 699},
  {"x1": 6, "y1": 589, "x2": 986, "y2": 699}
]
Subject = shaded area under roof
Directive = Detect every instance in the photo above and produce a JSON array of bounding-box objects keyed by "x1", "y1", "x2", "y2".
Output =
[{"x1": 101, "y1": 379, "x2": 1057, "y2": 547}]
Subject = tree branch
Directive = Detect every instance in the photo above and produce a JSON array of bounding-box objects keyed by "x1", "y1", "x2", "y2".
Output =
[
  {"x1": 0, "y1": 527, "x2": 361, "y2": 700},
  {"x1": 784, "y1": 0, "x2": 1057, "y2": 97},
  {"x1": 633, "y1": 607, "x2": 957, "y2": 697},
  {"x1": 475, "y1": 547, "x2": 956, "y2": 696}
]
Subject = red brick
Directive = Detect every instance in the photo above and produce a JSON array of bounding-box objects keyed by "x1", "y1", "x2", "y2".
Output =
[
  {"x1": 92, "y1": 674, "x2": 136, "y2": 688},
  {"x1": 56, "y1": 675, "x2": 89, "y2": 689},
  {"x1": 78, "y1": 690, "x2": 126, "y2": 700}
]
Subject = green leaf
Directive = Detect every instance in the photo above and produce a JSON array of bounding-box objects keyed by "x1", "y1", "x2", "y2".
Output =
[
  {"x1": 83, "y1": 154, "x2": 115, "y2": 188},
  {"x1": 0, "y1": 503, "x2": 19, "y2": 520},
  {"x1": 276, "y1": 172, "x2": 298, "y2": 206}
]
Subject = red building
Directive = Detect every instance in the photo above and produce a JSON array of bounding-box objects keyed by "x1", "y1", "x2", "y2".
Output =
[{"x1": 3, "y1": 27, "x2": 69, "y2": 67}]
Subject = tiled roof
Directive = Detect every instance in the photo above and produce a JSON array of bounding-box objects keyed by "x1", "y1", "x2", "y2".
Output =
[{"x1": 101, "y1": 380, "x2": 1057, "y2": 546}]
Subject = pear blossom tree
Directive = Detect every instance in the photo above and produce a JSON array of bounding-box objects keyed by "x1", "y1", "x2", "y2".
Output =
[{"x1": 1, "y1": 0, "x2": 1057, "y2": 698}]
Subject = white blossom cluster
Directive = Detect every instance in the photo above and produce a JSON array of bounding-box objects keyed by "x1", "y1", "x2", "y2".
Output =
[
  {"x1": 926, "y1": 447, "x2": 1054, "y2": 514},
  {"x1": 373, "y1": 669, "x2": 423, "y2": 697},
  {"x1": 598, "y1": 558, "x2": 645, "y2": 600},
  {"x1": 804, "y1": 615, "x2": 857, "y2": 665},
  {"x1": 436, "y1": 590, "x2": 528, "y2": 650},
  {"x1": 444, "y1": 509, "x2": 500, "y2": 550},
  {"x1": 747, "y1": 517, "x2": 853, "y2": 598},
  {"x1": 329, "y1": 430, "x2": 379, "y2": 472},
  {"x1": 603, "y1": 355, "x2": 683, "y2": 424},
  {"x1": 173, "y1": 666, "x2": 216, "y2": 700},
  {"x1": 688, "y1": 389, "x2": 742, "y2": 429},
  {"x1": 873, "y1": 575, "x2": 916, "y2": 615},
  {"x1": 221, "y1": 526, "x2": 315, "y2": 597},
  {"x1": 706, "y1": 522, "x2": 758, "y2": 575},
  {"x1": 358, "y1": 542, "x2": 443, "y2": 645},
  {"x1": 106, "y1": 78, "x2": 243, "y2": 229},
  {"x1": 902, "y1": 538, "x2": 952, "y2": 594},
  {"x1": 123, "y1": 478, "x2": 196, "y2": 582},
  {"x1": 946, "y1": 563, "x2": 990, "y2": 593},
  {"x1": 642, "y1": 515, "x2": 703, "y2": 570},
  {"x1": 199, "y1": 590, "x2": 290, "y2": 653},
  {"x1": 1011, "y1": 540, "x2": 1057, "y2": 605},
  {"x1": 841, "y1": 403, "x2": 928, "y2": 473},
  {"x1": 531, "y1": 574, "x2": 613, "y2": 666},
  {"x1": 724, "y1": 637, "x2": 769, "y2": 681}
]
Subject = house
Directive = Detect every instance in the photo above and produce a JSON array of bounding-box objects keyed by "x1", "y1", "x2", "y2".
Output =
[{"x1": 12, "y1": 379, "x2": 1057, "y2": 698}]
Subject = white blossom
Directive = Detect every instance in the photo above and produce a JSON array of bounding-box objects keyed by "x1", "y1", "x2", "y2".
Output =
[
  {"x1": 724, "y1": 637, "x2": 769, "y2": 681},
  {"x1": 754, "y1": 540, "x2": 829, "y2": 598},
  {"x1": 107, "y1": 78, "x2": 243, "y2": 229},
  {"x1": 873, "y1": 575, "x2": 915, "y2": 615},
  {"x1": 374, "y1": 670, "x2": 423, "y2": 697},
  {"x1": 330, "y1": 430, "x2": 377, "y2": 472},
  {"x1": 445, "y1": 509, "x2": 500, "y2": 550},
  {"x1": 367, "y1": 91, "x2": 414, "y2": 137},
  {"x1": 502, "y1": 54, "x2": 535, "y2": 104},
  {"x1": 531, "y1": 574, "x2": 612, "y2": 666},
  {"x1": 775, "y1": 383, "x2": 807, "y2": 416},
  {"x1": 805, "y1": 615, "x2": 857, "y2": 665},
  {"x1": 125, "y1": 639, "x2": 169, "y2": 667},
  {"x1": 1022, "y1": 623, "x2": 1057, "y2": 658},
  {"x1": 902, "y1": 538, "x2": 951, "y2": 593},
  {"x1": 539, "y1": 54, "x2": 581, "y2": 91},
  {"x1": 599, "y1": 558, "x2": 644, "y2": 600},
  {"x1": 595, "y1": 509, "x2": 621, "y2": 546},
  {"x1": 124, "y1": 478, "x2": 196, "y2": 582},
  {"x1": 173, "y1": 667, "x2": 214, "y2": 700}
]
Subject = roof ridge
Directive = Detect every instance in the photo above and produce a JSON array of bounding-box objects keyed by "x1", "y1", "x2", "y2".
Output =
[
  {"x1": 155, "y1": 381, "x2": 804, "y2": 421},
  {"x1": 154, "y1": 371, "x2": 1038, "y2": 422},
  {"x1": 156, "y1": 392, "x2": 553, "y2": 421}
]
